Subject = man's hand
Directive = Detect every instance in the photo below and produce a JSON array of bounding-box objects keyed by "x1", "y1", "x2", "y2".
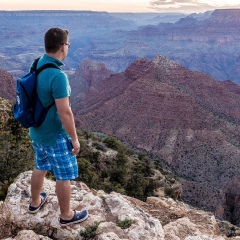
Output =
[{"x1": 71, "y1": 139, "x2": 80, "y2": 155}]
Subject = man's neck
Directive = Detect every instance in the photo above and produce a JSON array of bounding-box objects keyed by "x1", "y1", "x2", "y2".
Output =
[{"x1": 46, "y1": 52, "x2": 64, "y2": 61}]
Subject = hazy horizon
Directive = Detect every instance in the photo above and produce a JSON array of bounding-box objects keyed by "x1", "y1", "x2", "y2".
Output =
[{"x1": 1, "y1": 0, "x2": 240, "y2": 14}]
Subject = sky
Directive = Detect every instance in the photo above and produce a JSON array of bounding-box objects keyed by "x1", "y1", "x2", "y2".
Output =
[{"x1": 1, "y1": 0, "x2": 240, "y2": 13}]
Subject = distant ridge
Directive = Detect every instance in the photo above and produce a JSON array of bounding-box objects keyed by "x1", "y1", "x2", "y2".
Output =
[
  {"x1": 2, "y1": 8, "x2": 240, "y2": 83},
  {"x1": 0, "y1": 10, "x2": 109, "y2": 16}
]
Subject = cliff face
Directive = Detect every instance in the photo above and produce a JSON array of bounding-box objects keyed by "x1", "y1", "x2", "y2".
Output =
[
  {"x1": 0, "y1": 68, "x2": 15, "y2": 102},
  {"x1": 73, "y1": 55, "x2": 240, "y2": 225},
  {"x1": 1, "y1": 171, "x2": 240, "y2": 240},
  {"x1": 163, "y1": 9, "x2": 240, "y2": 42},
  {"x1": 209, "y1": 9, "x2": 240, "y2": 24},
  {"x1": 70, "y1": 58, "x2": 113, "y2": 104},
  {"x1": 136, "y1": 9, "x2": 240, "y2": 83}
]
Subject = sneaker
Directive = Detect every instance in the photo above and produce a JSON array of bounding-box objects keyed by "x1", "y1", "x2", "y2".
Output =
[
  {"x1": 60, "y1": 210, "x2": 89, "y2": 227},
  {"x1": 28, "y1": 192, "x2": 48, "y2": 214}
]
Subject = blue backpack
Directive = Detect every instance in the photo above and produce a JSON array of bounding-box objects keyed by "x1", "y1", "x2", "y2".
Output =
[{"x1": 13, "y1": 58, "x2": 60, "y2": 128}]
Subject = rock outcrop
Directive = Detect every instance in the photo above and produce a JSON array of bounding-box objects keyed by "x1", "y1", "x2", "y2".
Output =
[
  {"x1": 2, "y1": 171, "x2": 240, "y2": 240},
  {"x1": 0, "y1": 68, "x2": 15, "y2": 102},
  {"x1": 73, "y1": 55, "x2": 240, "y2": 225},
  {"x1": 70, "y1": 58, "x2": 112, "y2": 99}
]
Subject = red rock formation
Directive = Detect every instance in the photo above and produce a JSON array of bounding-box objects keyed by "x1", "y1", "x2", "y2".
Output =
[
  {"x1": 70, "y1": 58, "x2": 113, "y2": 113},
  {"x1": 80, "y1": 58, "x2": 113, "y2": 87},
  {"x1": 73, "y1": 55, "x2": 240, "y2": 224},
  {"x1": 0, "y1": 68, "x2": 15, "y2": 102}
]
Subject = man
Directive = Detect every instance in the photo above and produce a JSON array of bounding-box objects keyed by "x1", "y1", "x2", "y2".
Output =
[{"x1": 28, "y1": 27, "x2": 88, "y2": 227}]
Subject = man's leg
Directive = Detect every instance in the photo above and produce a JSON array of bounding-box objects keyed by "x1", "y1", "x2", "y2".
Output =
[
  {"x1": 30, "y1": 169, "x2": 47, "y2": 207},
  {"x1": 56, "y1": 180, "x2": 74, "y2": 220}
]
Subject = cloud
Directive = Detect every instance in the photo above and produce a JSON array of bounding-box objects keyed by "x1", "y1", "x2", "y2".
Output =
[
  {"x1": 151, "y1": 0, "x2": 199, "y2": 6},
  {"x1": 149, "y1": 0, "x2": 240, "y2": 13}
]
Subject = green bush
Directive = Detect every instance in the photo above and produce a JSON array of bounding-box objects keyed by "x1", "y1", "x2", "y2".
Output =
[
  {"x1": 0, "y1": 104, "x2": 35, "y2": 200},
  {"x1": 77, "y1": 158, "x2": 99, "y2": 189},
  {"x1": 116, "y1": 219, "x2": 135, "y2": 229},
  {"x1": 92, "y1": 142, "x2": 107, "y2": 152},
  {"x1": 79, "y1": 222, "x2": 100, "y2": 239},
  {"x1": 164, "y1": 187, "x2": 178, "y2": 200},
  {"x1": 103, "y1": 136, "x2": 121, "y2": 151},
  {"x1": 0, "y1": 179, "x2": 14, "y2": 201}
]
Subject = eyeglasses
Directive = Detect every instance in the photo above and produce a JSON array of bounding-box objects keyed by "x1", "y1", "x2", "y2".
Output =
[{"x1": 62, "y1": 43, "x2": 70, "y2": 48}]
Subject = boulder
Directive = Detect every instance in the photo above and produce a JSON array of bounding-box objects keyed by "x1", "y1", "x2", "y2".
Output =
[
  {"x1": 1, "y1": 171, "x2": 238, "y2": 239},
  {"x1": 2, "y1": 171, "x2": 164, "y2": 240}
]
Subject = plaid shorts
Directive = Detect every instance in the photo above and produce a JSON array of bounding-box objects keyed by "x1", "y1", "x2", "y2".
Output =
[{"x1": 32, "y1": 134, "x2": 78, "y2": 180}]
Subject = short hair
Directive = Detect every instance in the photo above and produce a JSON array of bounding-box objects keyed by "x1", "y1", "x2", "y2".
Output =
[{"x1": 44, "y1": 28, "x2": 69, "y2": 53}]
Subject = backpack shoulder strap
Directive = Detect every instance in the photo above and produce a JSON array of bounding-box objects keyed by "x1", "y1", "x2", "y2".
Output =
[
  {"x1": 34, "y1": 61, "x2": 61, "y2": 109},
  {"x1": 30, "y1": 58, "x2": 61, "y2": 75},
  {"x1": 36, "y1": 63, "x2": 60, "y2": 76},
  {"x1": 30, "y1": 57, "x2": 41, "y2": 73}
]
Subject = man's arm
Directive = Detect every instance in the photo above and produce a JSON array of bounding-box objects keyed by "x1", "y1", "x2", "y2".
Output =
[{"x1": 55, "y1": 97, "x2": 80, "y2": 155}]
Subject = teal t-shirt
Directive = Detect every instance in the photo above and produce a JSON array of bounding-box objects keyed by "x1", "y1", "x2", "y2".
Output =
[{"x1": 29, "y1": 54, "x2": 71, "y2": 146}]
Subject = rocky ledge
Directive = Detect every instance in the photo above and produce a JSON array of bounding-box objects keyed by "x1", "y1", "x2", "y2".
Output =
[{"x1": 1, "y1": 171, "x2": 240, "y2": 240}]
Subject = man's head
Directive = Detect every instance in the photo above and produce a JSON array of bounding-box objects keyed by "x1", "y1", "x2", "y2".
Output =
[{"x1": 44, "y1": 28, "x2": 69, "y2": 54}]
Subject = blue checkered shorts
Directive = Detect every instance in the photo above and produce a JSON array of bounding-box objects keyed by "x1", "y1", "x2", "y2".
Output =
[{"x1": 32, "y1": 134, "x2": 78, "y2": 180}]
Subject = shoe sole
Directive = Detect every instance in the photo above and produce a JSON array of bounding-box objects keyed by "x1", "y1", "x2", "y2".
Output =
[{"x1": 60, "y1": 211, "x2": 89, "y2": 227}]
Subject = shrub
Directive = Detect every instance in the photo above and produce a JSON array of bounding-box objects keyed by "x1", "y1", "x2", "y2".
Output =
[
  {"x1": 77, "y1": 158, "x2": 98, "y2": 189},
  {"x1": 92, "y1": 142, "x2": 107, "y2": 152},
  {"x1": 103, "y1": 136, "x2": 121, "y2": 151},
  {"x1": 116, "y1": 219, "x2": 135, "y2": 229},
  {"x1": 79, "y1": 222, "x2": 100, "y2": 239},
  {"x1": 164, "y1": 187, "x2": 178, "y2": 199}
]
